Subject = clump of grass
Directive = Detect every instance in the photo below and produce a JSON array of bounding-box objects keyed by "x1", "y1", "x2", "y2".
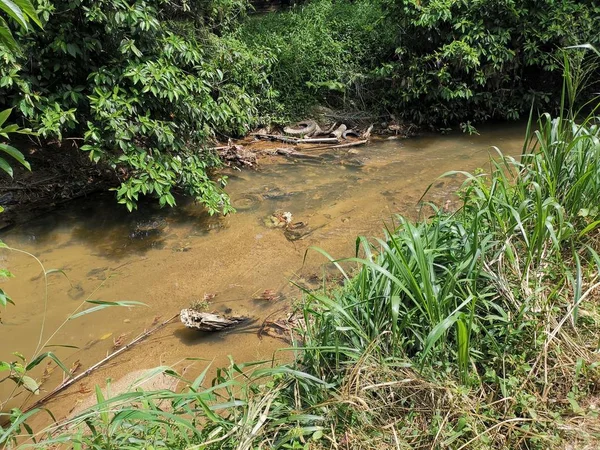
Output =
[{"x1": 293, "y1": 50, "x2": 600, "y2": 448}]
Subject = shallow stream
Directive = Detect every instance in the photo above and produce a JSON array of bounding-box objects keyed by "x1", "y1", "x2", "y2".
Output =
[{"x1": 0, "y1": 124, "x2": 525, "y2": 422}]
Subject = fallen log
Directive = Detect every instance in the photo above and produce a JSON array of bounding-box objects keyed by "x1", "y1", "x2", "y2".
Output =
[
  {"x1": 330, "y1": 124, "x2": 347, "y2": 139},
  {"x1": 180, "y1": 309, "x2": 249, "y2": 331}
]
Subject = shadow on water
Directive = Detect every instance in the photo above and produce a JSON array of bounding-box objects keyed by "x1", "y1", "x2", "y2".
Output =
[
  {"x1": 173, "y1": 321, "x2": 260, "y2": 347},
  {"x1": 2, "y1": 153, "x2": 368, "y2": 259},
  {"x1": 3, "y1": 193, "x2": 228, "y2": 259}
]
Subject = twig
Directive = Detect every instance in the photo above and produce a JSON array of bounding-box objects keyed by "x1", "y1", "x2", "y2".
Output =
[
  {"x1": 297, "y1": 138, "x2": 339, "y2": 144},
  {"x1": 331, "y1": 140, "x2": 368, "y2": 149},
  {"x1": 23, "y1": 314, "x2": 179, "y2": 413},
  {"x1": 276, "y1": 148, "x2": 322, "y2": 160}
]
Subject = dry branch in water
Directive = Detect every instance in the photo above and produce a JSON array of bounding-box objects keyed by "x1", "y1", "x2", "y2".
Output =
[{"x1": 180, "y1": 309, "x2": 249, "y2": 331}]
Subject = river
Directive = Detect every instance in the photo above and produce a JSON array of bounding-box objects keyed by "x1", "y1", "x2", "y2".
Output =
[{"x1": 0, "y1": 124, "x2": 525, "y2": 425}]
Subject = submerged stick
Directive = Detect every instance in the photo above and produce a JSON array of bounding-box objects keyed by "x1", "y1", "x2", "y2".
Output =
[
  {"x1": 331, "y1": 140, "x2": 368, "y2": 149},
  {"x1": 24, "y1": 314, "x2": 179, "y2": 412},
  {"x1": 296, "y1": 137, "x2": 339, "y2": 144},
  {"x1": 275, "y1": 148, "x2": 322, "y2": 159}
]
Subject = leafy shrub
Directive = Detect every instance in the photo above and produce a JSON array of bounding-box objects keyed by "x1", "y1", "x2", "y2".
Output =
[
  {"x1": 377, "y1": 0, "x2": 600, "y2": 126},
  {"x1": 241, "y1": 0, "x2": 600, "y2": 129},
  {"x1": 0, "y1": 0, "x2": 276, "y2": 212}
]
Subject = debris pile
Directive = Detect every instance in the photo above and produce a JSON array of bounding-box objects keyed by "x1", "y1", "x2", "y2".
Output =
[
  {"x1": 253, "y1": 119, "x2": 371, "y2": 151},
  {"x1": 217, "y1": 144, "x2": 257, "y2": 168}
]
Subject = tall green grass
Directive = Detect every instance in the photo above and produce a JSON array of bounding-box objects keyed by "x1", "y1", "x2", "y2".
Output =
[{"x1": 301, "y1": 107, "x2": 600, "y2": 381}]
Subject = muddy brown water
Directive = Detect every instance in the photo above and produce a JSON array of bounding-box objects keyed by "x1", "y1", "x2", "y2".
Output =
[{"x1": 0, "y1": 125, "x2": 525, "y2": 432}]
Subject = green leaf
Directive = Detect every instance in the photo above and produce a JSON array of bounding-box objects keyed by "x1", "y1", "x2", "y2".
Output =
[
  {"x1": 0, "y1": 288, "x2": 14, "y2": 306},
  {"x1": 21, "y1": 375, "x2": 40, "y2": 395},
  {"x1": 26, "y1": 351, "x2": 70, "y2": 374},
  {"x1": 0, "y1": 109, "x2": 11, "y2": 127},
  {"x1": 69, "y1": 300, "x2": 146, "y2": 320},
  {"x1": 0, "y1": 157, "x2": 13, "y2": 177},
  {"x1": 0, "y1": 17, "x2": 18, "y2": 52},
  {"x1": 0, "y1": 143, "x2": 30, "y2": 170},
  {"x1": 0, "y1": 269, "x2": 13, "y2": 278},
  {"x1": 0, "y1": 0, "x2": 28, "y2": 31},
  {"x1": 579, "y1": 220, "x2": 600, "y2": 238},
  {"x1": 12, "y1": 0, "x2": 42, "y2": 27}
]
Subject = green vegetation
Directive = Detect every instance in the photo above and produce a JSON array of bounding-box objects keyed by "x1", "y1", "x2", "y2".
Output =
[
  {"x1": 3, "y1": 2, "x2": 600, "y2": 448},
  {"x1": 1, "y1": 0, "x2": 276, "y2": 212},
  {"x1": 1, "y1": 0, "x2": 598, "y2": 209},
  {"x1": 0, "y1": 0, "x2": 39, "y2": 178},
  {"x1": 240, "y1": 0, "x2": 600, "y2": 127},
  {"x1": 4, "y1": 50, "x2": 600, "y2": 448},
  {"x1": 237, "y1": 0, "x2": 394, "y2": 119}
]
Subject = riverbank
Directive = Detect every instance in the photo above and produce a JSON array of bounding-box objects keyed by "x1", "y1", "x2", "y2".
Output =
[
  {"x1": 0, "y1": 140, "x2": 117, "y2": 230},
  {"x1": 0, "y1": 124, "x2": 527, "y2": 441},
  {"x1": 7, "y1": 112, "x2": 600, "y2": 448}
]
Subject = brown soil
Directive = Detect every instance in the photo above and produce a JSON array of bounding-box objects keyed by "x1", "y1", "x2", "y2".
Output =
[{"x1": 0, "y1": 138, "x2": 116, "y2": 230}]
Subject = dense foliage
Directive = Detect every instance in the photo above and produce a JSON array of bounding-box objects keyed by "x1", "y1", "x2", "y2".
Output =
[
  {"x1": 0, "y1": 0, "x2": 39, "y2": 177},
  {"x1": 0, "y1": 0, "x2": 275, "y2": 211},
  {"x1": 238, "y1": 0, "x2": 394, "y2": 119},
  {"x1": 2, "y1": 0, "x2": 600, "y2": 209},
  {"x1": 241, "y1": 0, "x2": 600, "y2": 127},
  {"x1": 379, "y1": 0, "x2": 600, "y2": 125}
]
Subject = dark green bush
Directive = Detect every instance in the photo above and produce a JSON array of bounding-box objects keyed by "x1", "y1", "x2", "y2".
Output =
[
  {"x1": 241, "y1": 0, "x2": 600, "y2": 128},
  {"x1": 376, "y1": 0, "x2": 600, "y2": 126},
  {"x1": 0, "y1": 0, "x2": 276, "y2": 212}
]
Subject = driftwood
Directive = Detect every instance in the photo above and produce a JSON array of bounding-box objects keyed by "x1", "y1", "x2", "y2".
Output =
[
  {"x1": 332, "y1": 139, "x2": 368, "y2": 149},
  {"x1": 362, "y1": 124, "x2": 374, "y2": 140},
  {"x1": 180, "y1": 309, "x2": 249, "y2": 331},
  {"x1": 219, "y1": 145, "x2": 257, "y2": 168},
  {"x1": 330, "y1": 124, "x2": 347, "y2": 139},
  {"x1": 252, "y1": 134, "x2": 299, "y2": 144}
]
